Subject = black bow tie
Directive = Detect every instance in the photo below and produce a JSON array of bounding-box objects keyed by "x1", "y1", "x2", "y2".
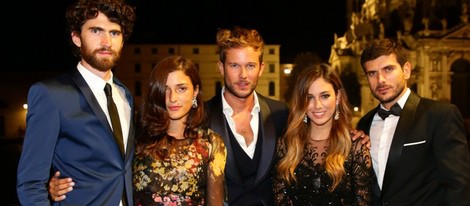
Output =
[{"x1": 377, "y1": 103, "x2": 402, "y2": 120}]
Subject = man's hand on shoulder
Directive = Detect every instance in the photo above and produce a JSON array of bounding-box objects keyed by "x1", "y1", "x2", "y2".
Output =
[{"x1": 350, "y1": 130, "x2": 371, "y2": 149}]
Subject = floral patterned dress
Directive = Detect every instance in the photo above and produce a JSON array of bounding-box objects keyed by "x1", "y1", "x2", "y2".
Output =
[
  {"x1": 273, "y1": 138, "x2": 372, "y2": 206},
  {"x1": 133, "y1": 128, "x2": 227, "y2": 206}
]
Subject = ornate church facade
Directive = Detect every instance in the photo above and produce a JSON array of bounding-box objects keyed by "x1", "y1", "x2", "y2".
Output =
[{"x1": 329, "y1": 0, "x2": 470, "y2": 130}]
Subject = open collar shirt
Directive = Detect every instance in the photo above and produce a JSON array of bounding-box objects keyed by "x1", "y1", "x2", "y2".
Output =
[{"x1": 221, "y1": 87, "x2": 260, "y2": 159}]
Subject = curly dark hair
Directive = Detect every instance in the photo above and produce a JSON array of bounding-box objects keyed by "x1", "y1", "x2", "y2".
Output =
[{"x1": 65, "y1": 0, "x2": 136, "y2": 57}]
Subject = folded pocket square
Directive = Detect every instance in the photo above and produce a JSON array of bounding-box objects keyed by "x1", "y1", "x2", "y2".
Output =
[{"x1": 403, "y1": 140, "x2": 426, "y2": 146}]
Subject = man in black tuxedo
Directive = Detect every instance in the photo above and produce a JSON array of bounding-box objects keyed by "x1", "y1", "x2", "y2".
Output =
[{"x1": 357, "y1": 38, "x2": 470, "y2": 206}]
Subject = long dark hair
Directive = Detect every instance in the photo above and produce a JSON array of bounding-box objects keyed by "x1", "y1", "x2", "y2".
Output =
[{"x1": 136, "y1": 55, "x2": 204, "y2": 159}]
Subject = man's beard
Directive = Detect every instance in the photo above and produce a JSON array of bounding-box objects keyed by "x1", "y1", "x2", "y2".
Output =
[
  {"x1": 224, "y1": 79, "x2": 256, "y2": 99},
  {"x1": 81, "y1": 45, "x2": 121, "y2": 72},
  {"x1": 373, "y1": 83, "x2": 405, "y2": 104}
]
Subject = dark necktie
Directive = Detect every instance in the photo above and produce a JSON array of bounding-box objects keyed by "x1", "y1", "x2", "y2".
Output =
[
  {"x1": 104, "y1": 83, "x2": 128, "y2": 206},
  {"x1": 377, "y1": 103, "x2": 402, "y2": 120},
  {"x1": 104, "y1": 83, "x2": 125, "y2": 156}
]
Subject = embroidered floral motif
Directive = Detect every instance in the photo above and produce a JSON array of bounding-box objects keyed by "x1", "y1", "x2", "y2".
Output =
[{"x1": 133, "y1": 127, "x2": 226, "y2": 206}]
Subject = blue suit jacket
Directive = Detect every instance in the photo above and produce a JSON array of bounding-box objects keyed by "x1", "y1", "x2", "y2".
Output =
[{"x1": 17, "y1": 70, "x2": 135, "y2": 206}]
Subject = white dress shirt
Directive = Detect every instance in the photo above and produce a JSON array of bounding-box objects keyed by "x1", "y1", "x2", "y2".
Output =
[
  {"x1": 370, "y1": 88, "x2": 410, "y2": 189},
  {"x1": 77, "y1": 63, "x2": 131, "y2": 153},
  {"x1": 221, "y1": 87, "x2": 260, "y2": 159}
]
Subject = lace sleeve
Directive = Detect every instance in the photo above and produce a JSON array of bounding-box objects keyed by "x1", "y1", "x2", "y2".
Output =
[
  {"x1": 272, "y1": 137, "x2": 293, "y2": 206},
  {"x1": 207, "y1": 131, "x2": 227, "y2": 206},
  {"x1": 351, "y1": 140, "x2": 372, "y2": 206}
]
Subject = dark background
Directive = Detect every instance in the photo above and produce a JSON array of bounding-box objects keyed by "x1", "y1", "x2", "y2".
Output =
[
  {"x1": 1, "y1": 1, "x2": 348, "y2": 205},
  {"x1": 2, "y1": 0, "x2": 347, "y2": 72}
]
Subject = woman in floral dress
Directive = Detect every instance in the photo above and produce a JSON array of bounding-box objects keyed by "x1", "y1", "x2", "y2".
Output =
[
  {"x1": 273, "y1": 64, "x2": 372, "y2": 205},
  {"x1": 133, "y1": 55, "x2": 227, "y2": 206}
]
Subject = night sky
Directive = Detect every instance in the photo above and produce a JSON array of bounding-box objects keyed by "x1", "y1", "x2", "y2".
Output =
[{"x1": 3, "y1": 0, "x2": 347, "y2": 72}]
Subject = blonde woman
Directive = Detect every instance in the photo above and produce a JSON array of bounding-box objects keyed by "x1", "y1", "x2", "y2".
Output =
[{"x1": 273, "y1": 63, "x2": 372, "y2": 205}]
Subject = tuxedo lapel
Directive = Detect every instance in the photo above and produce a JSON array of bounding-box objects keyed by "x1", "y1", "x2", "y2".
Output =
[
  {"x1": 207, "y1": 95, "x2": 244, "y2": 184},
  {"x1": 361, "y1": 108, "x2": 377, "y2": 134},
  {"x1": 255, "y1": 96, "x2": 276, "y2": 183},
  {"x1": 381, "y1": 92, "x2": 421, "y2": 195}
]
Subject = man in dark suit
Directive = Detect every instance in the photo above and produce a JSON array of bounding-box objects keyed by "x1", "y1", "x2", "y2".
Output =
[
  {"x1": 205, "y1": 27, "x2": 289, "y2": 206},
  {"x1": 16, "y1": 0, "x2": 136, "y2": 205},
  {"x1": 356, "y1": 38, "x2": 470, "y2": 206}
]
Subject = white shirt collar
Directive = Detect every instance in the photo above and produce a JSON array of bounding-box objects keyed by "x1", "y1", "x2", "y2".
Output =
[
  {"x1": 221, "y1": 87, "x2": 261, "y2": 115},
  {"x1": 76, "y1": 62, "x2": 114, "y2": 90},
  {"x1": 380, "y1": 88, "x2": 411, "y2": 110}
]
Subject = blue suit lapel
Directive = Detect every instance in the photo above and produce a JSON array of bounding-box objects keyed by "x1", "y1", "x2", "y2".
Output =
[
  {"x1": 72, "y1": 71, "x2": 129, "y2": 161},
  {"x1": 381, "y1": 92, "x2": 420, "y2": 195},
  {"x1": 113, "y1": 77, "x2": 135, "y2": 161},
  {"x1": 113, "y1": 78, "x2": 133, "y2": 107},
  {"x1": 72, "y1": 71, "x2": 113, "y2": 136}
]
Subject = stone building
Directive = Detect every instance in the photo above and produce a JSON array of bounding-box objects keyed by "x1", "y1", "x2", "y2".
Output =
[
  {"x1": 329, "y1": 0, "x2": 470, "y2": 131},
  {"x1": 114, "y1": 44, "x2": 282, "y2": 107}
]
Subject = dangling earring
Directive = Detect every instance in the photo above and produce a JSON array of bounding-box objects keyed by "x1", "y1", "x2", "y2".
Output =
[
  {"x1": 334, "y1": 91, "x2": 341, "y2": 120},
  {"x1": 192, "y1": 97, "x2": 198, "y2": 108},
  {"x1": 303, "y1": 114, "x2": 308, "y2": 123},
  {"x1": 334, "y1": 103, "x2": 340, "y2": 120}
]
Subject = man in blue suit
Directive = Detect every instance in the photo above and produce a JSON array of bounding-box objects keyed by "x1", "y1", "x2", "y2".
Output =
[{"x1": 16, "y1": 0, "x2": 136, "y2": 205}]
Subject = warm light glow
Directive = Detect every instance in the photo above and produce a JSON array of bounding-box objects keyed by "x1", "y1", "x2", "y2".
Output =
[
  {"x1": 353, "y1": 107, "x2": 359, "y2": 112},
  {"x1": 283, "y1": 68, "x2": 292, "y2": 74},
  {"x1": 23, "y1": 104, "x2": 28, "y2": 110},
  {"x1": 282, "y1": 64, "x2": 294, "y2": 76}
]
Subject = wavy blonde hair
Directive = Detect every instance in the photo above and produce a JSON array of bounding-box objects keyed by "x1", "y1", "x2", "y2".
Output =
[
  {"x1": 276, "y1": 63, "x2": 353, "y2": 191},
  {"x1": 216, "y1": 26, "x2": 264, "y2": 63}
]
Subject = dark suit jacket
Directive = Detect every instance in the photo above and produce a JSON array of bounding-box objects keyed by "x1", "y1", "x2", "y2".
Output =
[
  {"x1": 357, "y1": 91, "x2": 470, "y2": 206},
  {"x1": 17, "y1": 70, "x2": 135, "y2": 206},
  {"x1": 205, "y1": 92, "x2": 289, "y2": 206}
]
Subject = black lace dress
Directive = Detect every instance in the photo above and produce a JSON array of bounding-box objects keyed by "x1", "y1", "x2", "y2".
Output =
[{"x1": 273, "y1": 138, "x2": 372, "y2": 206}]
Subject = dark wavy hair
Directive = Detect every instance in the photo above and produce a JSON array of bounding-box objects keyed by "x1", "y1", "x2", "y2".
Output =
[
  {"x1": 65, "y1": 0, "x2": 136, "y2": 58},
  {"x1": 360, "y1": 38, "x2": 408, "y2": 71},
  {"x1": 136, "y1": 55, "x2": 205, "y2": 159}
]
